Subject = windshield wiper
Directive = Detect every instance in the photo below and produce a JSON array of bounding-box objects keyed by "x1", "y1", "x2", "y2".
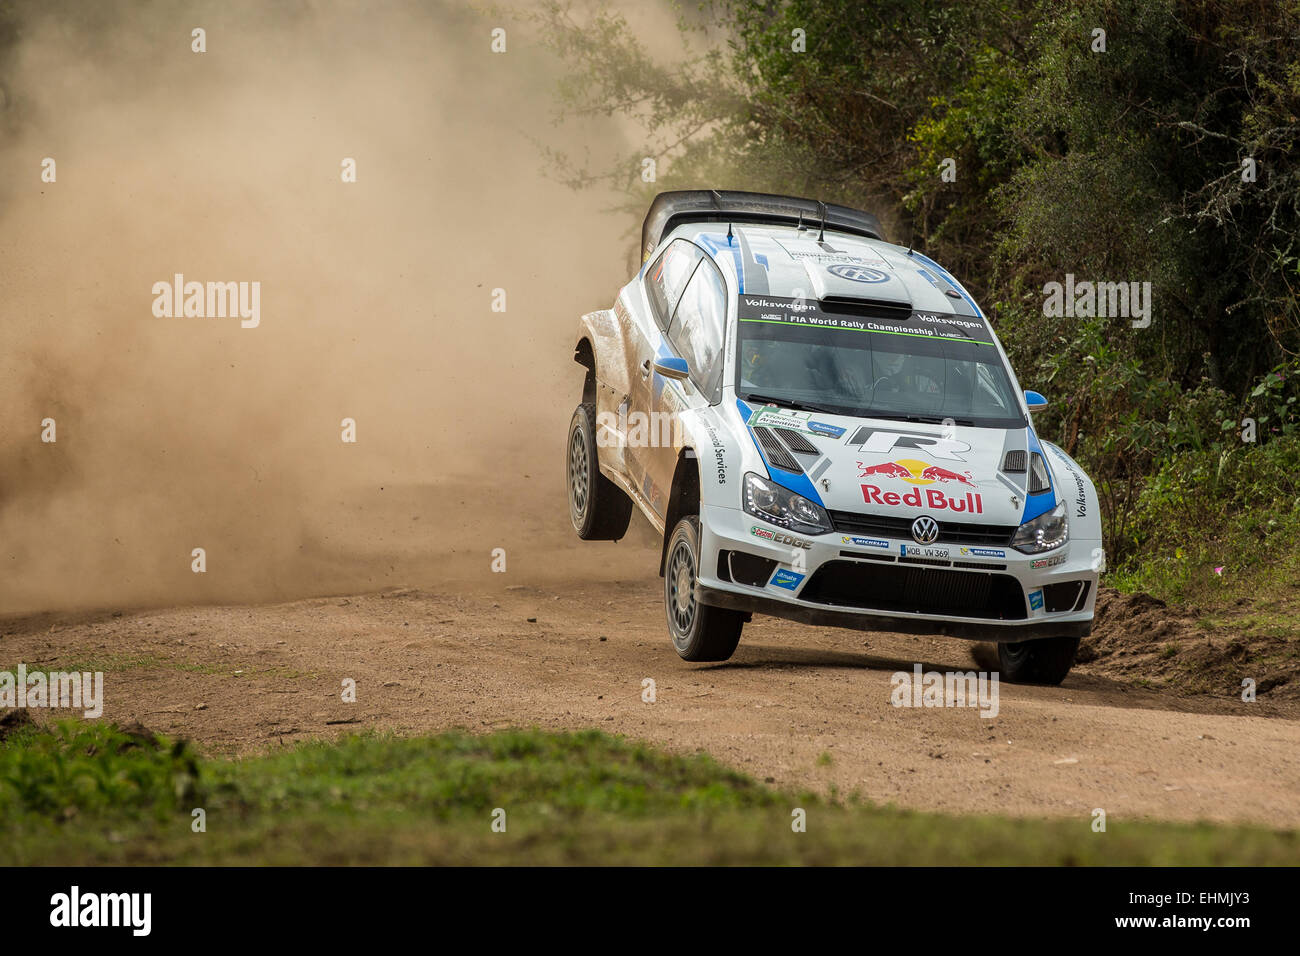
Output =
[
  {"x1": 743, "y1": 395, "x2": 985, "y2": 427},
  {"x1": 741, "y1": 393, "x2": 845, "y2": 416},
  {"x1": 865, "y1": 412, "x2": 977, "y2": 426}
]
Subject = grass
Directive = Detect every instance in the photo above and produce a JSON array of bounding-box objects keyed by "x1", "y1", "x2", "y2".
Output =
[
  {"x1": 2, "y1": 722, "x2": 1298, "y2": 865},
  {"x1": 1107, "y1": 440, "x2": 1300, "y2": 621},
  {"x1": 1110, "y1": 544, "x2": 1300, "y2": 616},
  {"x1": 1101, "y1": 492, "x2": 1300, "y2": 696}
]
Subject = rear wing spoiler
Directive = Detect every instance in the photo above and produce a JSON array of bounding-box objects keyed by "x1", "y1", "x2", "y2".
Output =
[{"x1": 640, "y1": 189, "x2": 885, "y2": 263}]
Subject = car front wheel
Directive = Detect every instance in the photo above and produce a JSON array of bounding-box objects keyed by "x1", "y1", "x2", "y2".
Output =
[
  {"x1": 997, "y1": 635, "x2": 1079, "y2": 685},
  {"x1": 664, "y1": 516, "x2": 744, "y2": 662}
]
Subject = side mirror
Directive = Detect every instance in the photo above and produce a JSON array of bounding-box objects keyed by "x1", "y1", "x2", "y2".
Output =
[
  {"x1": 1024, "y1": 390, "x2": 1048, "y2": 411},
  {"x1": 654, "y1": 356, "x2": 691, "y2": 381}
]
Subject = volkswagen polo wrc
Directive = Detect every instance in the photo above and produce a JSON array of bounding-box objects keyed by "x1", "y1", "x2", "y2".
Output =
[{"x1": 566, "y1": 190, "x2": 1103, "y2": 684}]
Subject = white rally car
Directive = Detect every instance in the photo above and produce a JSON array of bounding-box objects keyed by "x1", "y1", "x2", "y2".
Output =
[{"x1": 567, "y1": 190, "x2": 1103, "y2": 685}]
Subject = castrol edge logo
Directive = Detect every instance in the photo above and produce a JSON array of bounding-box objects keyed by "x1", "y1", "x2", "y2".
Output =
[{"x1": 858, "y1": 459, "x2": 984, "y2": 514}]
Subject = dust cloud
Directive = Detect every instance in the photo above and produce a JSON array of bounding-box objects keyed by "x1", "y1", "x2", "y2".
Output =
[{"x1": 0, "y1": 0, "x2": 667, "y2": 615}]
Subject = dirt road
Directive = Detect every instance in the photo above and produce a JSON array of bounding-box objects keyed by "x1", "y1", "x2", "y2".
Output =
[{"x1": 6, "y1": 561, "x2": 1298, "y2": 829}]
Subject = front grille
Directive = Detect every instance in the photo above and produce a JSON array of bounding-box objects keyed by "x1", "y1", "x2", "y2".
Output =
[
  {"x1": 753, "y1": 425, "x2": 802, "y2": 473},
  {"x1": 828, "y1": 510, "x2": 1016, "y2": 547},
  {"x1": 800, "y1": 561, "x2": 1027, "y2": 620}
]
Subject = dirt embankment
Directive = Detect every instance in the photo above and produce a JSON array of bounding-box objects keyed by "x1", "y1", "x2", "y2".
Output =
[{"x1": 1081, "y1": 588, "x2": 1300, "y2": 701}]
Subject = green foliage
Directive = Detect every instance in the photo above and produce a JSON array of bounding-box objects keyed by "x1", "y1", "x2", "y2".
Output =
[
  {"x1": 206, "y1": 727, "x2": 782, "y2": 819},
  {"x1": 1111, "y1": 435, "x2": 1300, "y2": 599},
  {"x1": 0, "y1": 721, "x2": 200, "y2": 820},
  {"x1": 3, "y1": 725, "x2": 1297, "y2": 864},
  {"x1": 1247, "y1": 364, "x2": 1300, "y2": 439},
  {"x1": 534, "y1": 0, "x2": 1300, "y2": 595}
]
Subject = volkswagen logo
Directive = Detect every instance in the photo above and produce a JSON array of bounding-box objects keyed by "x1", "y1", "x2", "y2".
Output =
[
  {"x1": 826, "y1": 263, "x2": 889, "y2": 283},
  {"x1": 911, "y1": 515, "x2": 939, "y2": 545}
]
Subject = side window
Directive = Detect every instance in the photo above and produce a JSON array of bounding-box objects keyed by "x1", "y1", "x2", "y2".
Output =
[
  {"x1": 645, "y1": 239, "x2": 703, "y2": 332},
  {"x1": 667, "y1": 258, "x2": 728, "y2": 401}
]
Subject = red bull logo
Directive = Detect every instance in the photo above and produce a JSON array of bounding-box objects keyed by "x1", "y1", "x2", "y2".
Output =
[
  {"x1": 858, "y1": 460, "x2": 913, "y2": 479},
  {"x1": 857, "y1": 459, "x2": 977, "y2": 488},
  {"x1": 862, "y1": 484, "x2": 984, "y2": 514},
  {"x1": 919, "y1": 464, "x2": 977, "y2": 487}
]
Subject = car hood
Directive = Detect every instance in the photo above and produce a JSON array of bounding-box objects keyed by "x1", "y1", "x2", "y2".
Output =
[{"x1": 735, "y1": 400, "x2": 1040, "y2": 527}]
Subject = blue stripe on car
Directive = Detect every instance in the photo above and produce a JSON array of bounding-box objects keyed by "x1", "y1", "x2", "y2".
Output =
[
  {"x1": 735, "y1": 399, "x2": 826, "y2": 507},
  {"x1": 910, "y1": 251, "x2": 984, "y2": 318},
  {"x1": 1020, "y1": 426, "x2": 1057, "y2": 523},
  {"x1": 696, "y1": 233, "x2": 746, "y2": 294}
]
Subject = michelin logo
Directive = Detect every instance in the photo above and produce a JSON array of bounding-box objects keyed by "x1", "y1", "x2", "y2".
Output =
[
  {"x1": 959, "y1": 547, "x2": 1006, "y2": 559},
  {"x1": 842, "y1": 535, "x2": 889, "y2": 550}
]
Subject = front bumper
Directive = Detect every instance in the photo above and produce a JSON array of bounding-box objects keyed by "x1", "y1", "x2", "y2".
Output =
[
  {"x1": 697, "y1": 584, "x2": 1091, "y2": 641},
  {"x1": 698, "y1": 503, "x2": 1098, "y2": 643}
]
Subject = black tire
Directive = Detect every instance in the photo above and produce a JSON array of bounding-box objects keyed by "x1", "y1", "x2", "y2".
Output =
[
  {"x1": 567, "y1": 403, "x2": 632, "y2": 541},
  {"x1": 997, "y1": 636, "x2": 1079, "y2": 686},
  {"x1": 664, "y1": 516, "x2": 744, "y2": 662}
]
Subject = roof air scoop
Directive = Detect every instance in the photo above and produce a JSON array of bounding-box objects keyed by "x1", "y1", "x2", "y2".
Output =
[{"x1": 804, "y1": 258, "x2": 912, "y2": 308}]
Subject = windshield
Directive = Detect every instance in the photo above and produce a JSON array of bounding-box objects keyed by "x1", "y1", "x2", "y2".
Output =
[{"x1": 735, "y1": 295, "x2": 1025, "y2": 428}]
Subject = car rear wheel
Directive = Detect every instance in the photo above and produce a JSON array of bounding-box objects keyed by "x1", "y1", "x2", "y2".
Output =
[
  {"x1": 567, "y1": 403, "x2": 632, "y2": 541},
  {"x1": 664, "y1": 516, "x2": 744, "y2": 662},
  {"x1": 997, "y1": 636, "x2": 1079, "y2": 686}
]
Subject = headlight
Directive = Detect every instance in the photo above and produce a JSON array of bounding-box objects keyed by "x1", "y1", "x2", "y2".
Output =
[
  {"x1": 1011, "y1": 500, "x2": 1069, "y2": 554},
  {"x1": 743, "y1": 472, "x2": 832, "y2": 535}
]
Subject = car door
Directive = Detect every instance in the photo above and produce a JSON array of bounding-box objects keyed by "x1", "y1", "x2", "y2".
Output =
[
  {"x1": 648, "y1": 254, "x2": 728, "y2": 503},
  {"x1": 630, "y1": 239, "x2": 703, "y2": 512}
]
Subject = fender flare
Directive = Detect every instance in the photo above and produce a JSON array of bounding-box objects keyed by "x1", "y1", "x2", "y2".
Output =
[
  {"x1": 574, "y1": 309, "x2": 631, "y2": 401},
  {"x1": 1041, "y1": 441, "x2": 1105, "y2": 563},
  {"x1": 658, "y1": 449, "x2": 699, "y2": 576}
]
